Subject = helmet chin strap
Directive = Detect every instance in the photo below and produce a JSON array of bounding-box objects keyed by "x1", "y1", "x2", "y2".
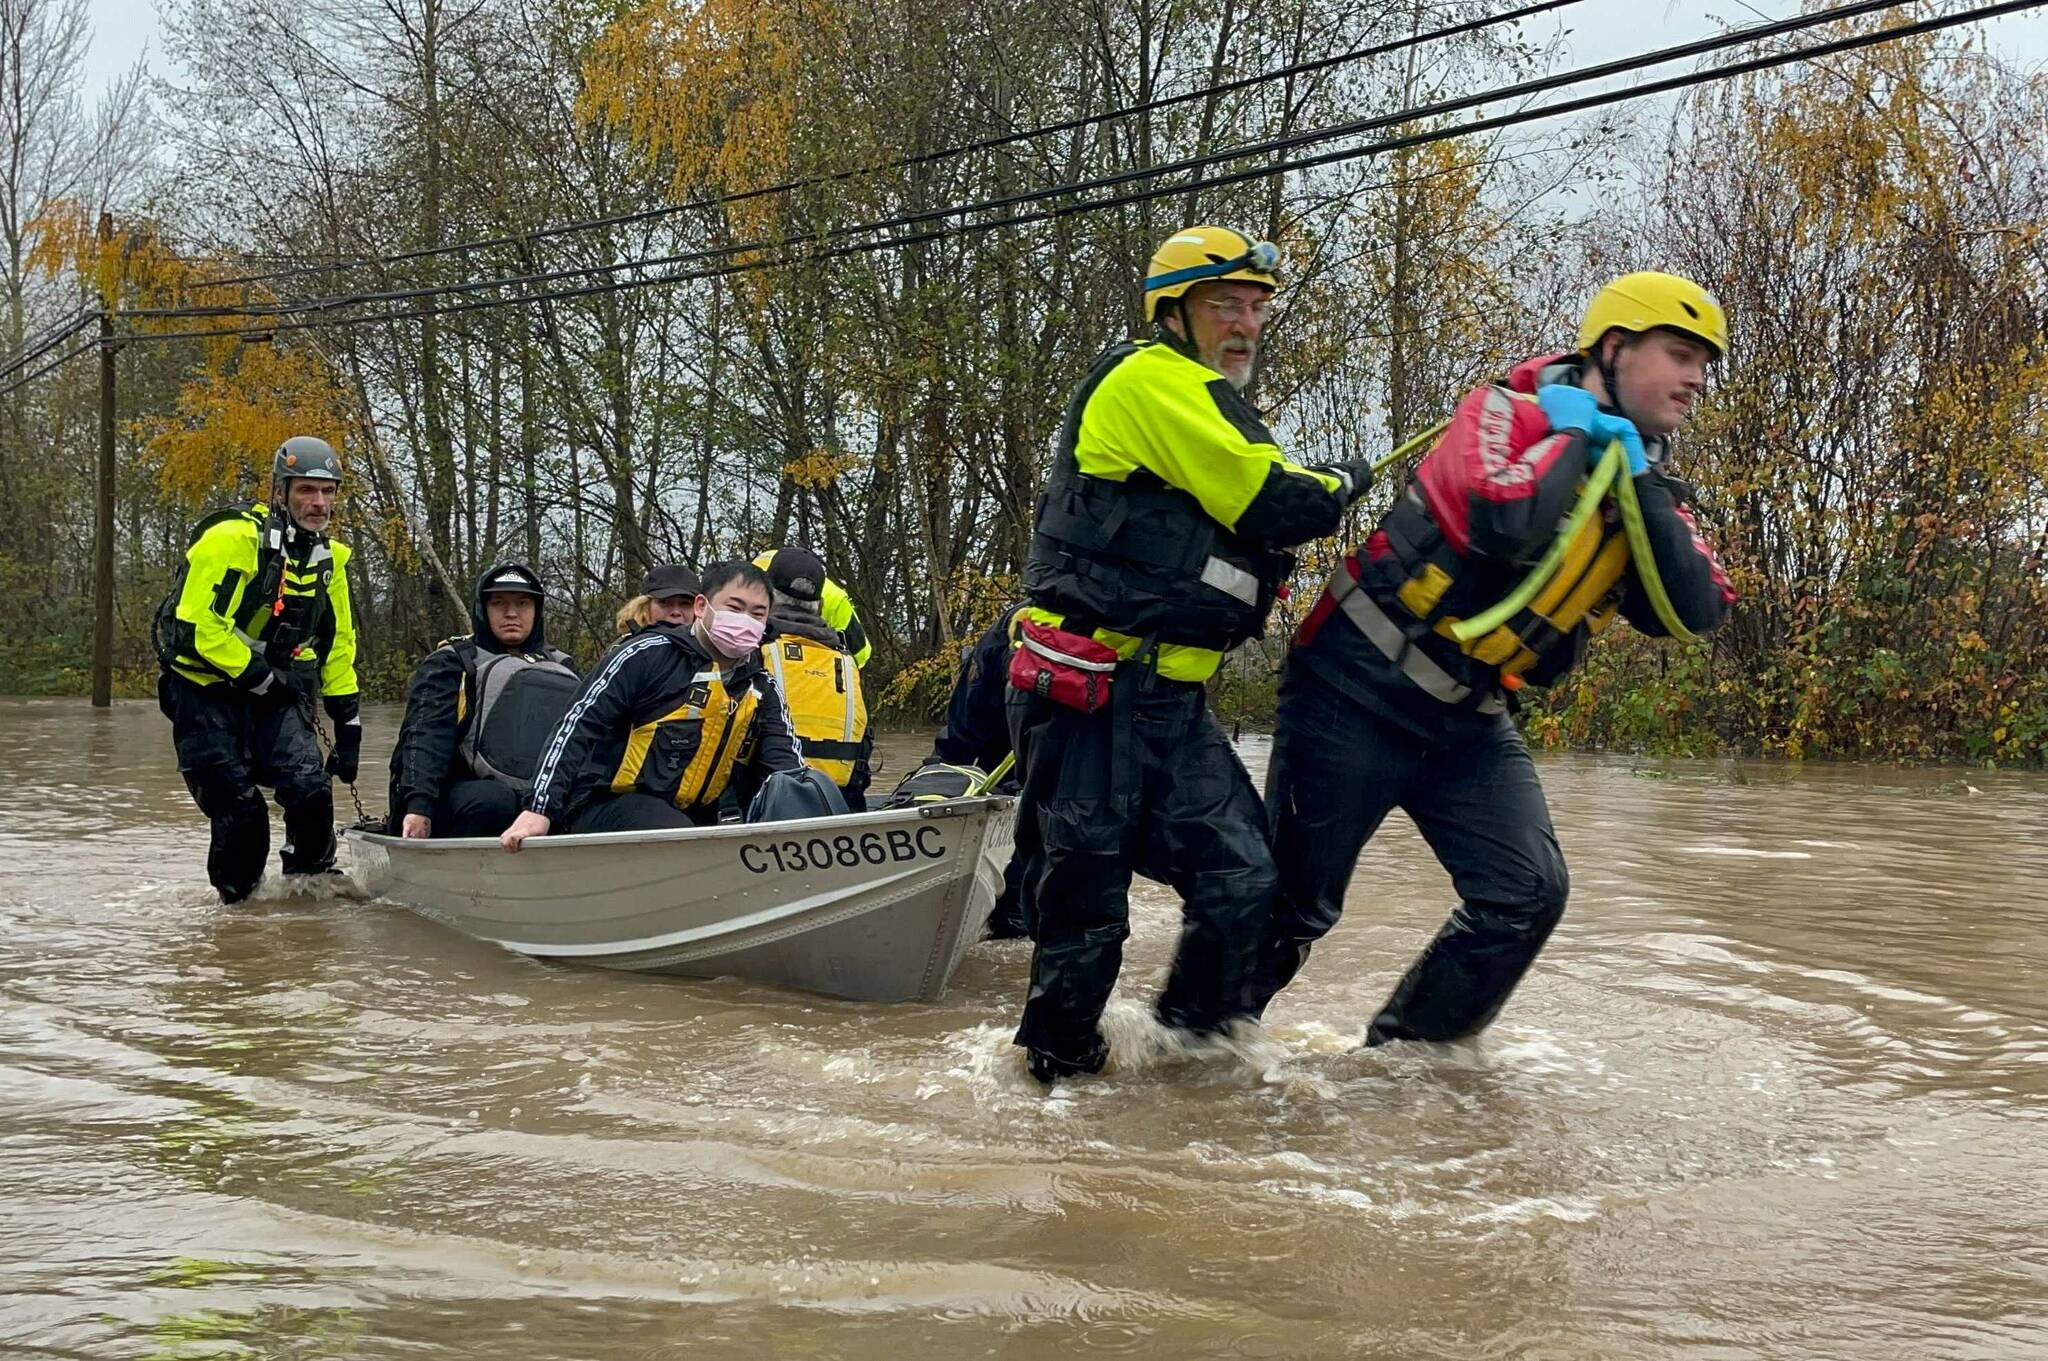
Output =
[
  {"x1": 1153, "y1": 299, "x2": 1201, "y2": 361},
  {"x1": 1593, "y1": 335, "x2": 1676, "y2": 468},
  {"x1": 1594, "y1": 334, "x2": 1644, "y2": 439}
]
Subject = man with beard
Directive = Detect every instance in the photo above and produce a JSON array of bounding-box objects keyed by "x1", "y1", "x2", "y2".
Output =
[
  {"x1": 154, "y1": 437, "x2": 362, "y2": 902},
  {"x1": 1006, "y1": 225, "x2": 1376, "y2": 1083}
]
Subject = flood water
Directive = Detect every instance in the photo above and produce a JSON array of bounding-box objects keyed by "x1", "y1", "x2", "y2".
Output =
[{"x1": 1, "y1": 695, "x2": 2044, "y2": 1359}]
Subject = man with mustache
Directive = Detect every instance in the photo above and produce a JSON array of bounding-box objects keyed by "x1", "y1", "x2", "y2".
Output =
[
  {"x1": 1246, "y1": 272, "x2": 1738, "y2": 1042},
  {"x1": 1007, "y1": 225, "x2": 1376, "y2": 1084},
  {"x1": 153, "y1": 436, "x2": 362, "y2": 902}
]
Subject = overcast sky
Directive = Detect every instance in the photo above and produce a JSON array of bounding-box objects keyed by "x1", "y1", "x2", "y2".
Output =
[
  {"x1": 76, "y1": 0, "x2": 2048, "y2": 119},
  {"x1": 79, "y1": 0, "x2": 2048, "y2": 94}
]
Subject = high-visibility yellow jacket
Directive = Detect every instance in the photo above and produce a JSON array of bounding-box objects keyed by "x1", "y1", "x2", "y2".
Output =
[
  {"x1": 1023, "y1": 338, "x2": 1345, "y2": 682},
  {"x1": 161, "y1": 505, "x2": 359, "y2": 698}
]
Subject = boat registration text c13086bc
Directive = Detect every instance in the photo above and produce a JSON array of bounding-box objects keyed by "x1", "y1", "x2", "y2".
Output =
[{"x1": 738, "y1": 827, "x2": 947, "y2": 875}]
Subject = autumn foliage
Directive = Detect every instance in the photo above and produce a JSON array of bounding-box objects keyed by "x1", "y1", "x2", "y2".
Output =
[
  {"x1": 1525, "y1": 29, "x2": 2048, "y2": 763},
  {"x1": 2, "y1": 3, "x2": 2042, "y2": 764}
]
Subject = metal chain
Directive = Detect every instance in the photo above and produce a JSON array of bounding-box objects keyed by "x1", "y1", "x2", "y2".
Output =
[{"x1": 302, "y1": 694, "x2": 370, "y2": 825}]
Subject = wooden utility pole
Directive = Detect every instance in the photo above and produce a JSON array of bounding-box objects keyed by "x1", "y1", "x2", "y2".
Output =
[{"x1": 90, "y1": 212, "x2": 116, "y2": 708}]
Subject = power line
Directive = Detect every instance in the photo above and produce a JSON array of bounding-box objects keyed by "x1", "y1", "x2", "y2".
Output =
[
  {"x1": 184, "y1": 0, "x2": 1592, "y2": 293},
  {"x1": 119, "y1": 0, "x2": 2034, "y2": 349},
  {"x1": 0, "y1": 311, "x2": 98, "y2": 383},
  {"x1": 0, "y1": 336, "x2": 97, "y2": 402},
  {"x1": 14, "y1": 305, "x2": 90, "y2": 354},
  {"x1": 128, "y1": 0, "x2": 1922, "y2": 324},
  {"x1": 118, "y1": 143, "x2": 1562, "y2": 343},
  {"x1": 0, "y1": 308, "x2": 93, "y2": 377}
]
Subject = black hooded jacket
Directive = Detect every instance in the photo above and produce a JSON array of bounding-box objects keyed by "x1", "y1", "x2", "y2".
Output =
[
  {"x1": 388, "y1": 562, "x2": 573, "y2": 819},
  {"x1": 525, "y1": 621, "x2": 803, "y2": 823},
  {"x1": 765, "y1": 597, "x2": 844, "y2": 649}
]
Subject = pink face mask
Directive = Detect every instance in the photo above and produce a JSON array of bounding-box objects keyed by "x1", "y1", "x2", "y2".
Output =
[{"x1": 705, "y1": 606, "x2": 766, "y2": 657}]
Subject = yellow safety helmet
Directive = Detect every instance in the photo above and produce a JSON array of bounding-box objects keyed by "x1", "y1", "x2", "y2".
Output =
[
  {"x1": 1578, "y1": 271, "x2": 1728, "y2": 360},
  {"x1": 1144, "y1": 225, "x2": 1280, "y2": 319}
]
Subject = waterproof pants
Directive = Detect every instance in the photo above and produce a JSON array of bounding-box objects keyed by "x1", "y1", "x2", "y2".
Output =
[
  {"x1": 160, "y1": 672, "x2": 334, "y2": 903},
  {"x1": 1249, "y1": 663, "x2": 1569, "y2": 1042},
  {"x1": 432, "y1": 780, "x2": 524, "y2": 839},
  {"x1": 566, "y1": 791, "x2": 713, "y2": 833},
  {"x1": 985, "y1": 845, "x2": 1035, "y2": 940},
  {"x1": 1006, "y1": 676, "x2": 1276, "y2": 1076}
]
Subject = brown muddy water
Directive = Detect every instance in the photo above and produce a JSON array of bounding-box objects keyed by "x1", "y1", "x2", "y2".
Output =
[{"x1": 1, "y1": 695, "x2": 2044, "y2": 1360}]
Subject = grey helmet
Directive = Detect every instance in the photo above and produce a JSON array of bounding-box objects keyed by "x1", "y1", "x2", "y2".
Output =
[{"x1": 273, "y1": 436, "x2": 344, "y2": 487}]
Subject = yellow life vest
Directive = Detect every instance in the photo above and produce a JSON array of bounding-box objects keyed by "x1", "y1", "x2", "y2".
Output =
[
  {"x1": 1388, "y1": 489, "x2": 1630, "y2": 679},
  {"x1": 608, "y1": 668, "x2": 761, "y2": 810},
  {"x1": 763, "y1": 635, "x2": 867, "y2": 786}
]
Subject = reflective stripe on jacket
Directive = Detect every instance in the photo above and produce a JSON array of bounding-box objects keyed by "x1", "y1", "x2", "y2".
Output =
[
  {"x1": 762, "y1": 635, "x2": 868, "y2": 787},
  {"x1": 166, "y1": 508, "x2": 359, "y2": 697}
]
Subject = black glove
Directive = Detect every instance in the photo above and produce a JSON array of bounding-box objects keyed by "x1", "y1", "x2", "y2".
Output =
[
  {"x1": 245, "y1": 663, "x2": 306, "y2": 705},
  {"x1": 327, "y1": 718, "x2": 362, "y2": 784},
  {"x1": 1320, "y1": 459, "x2": 1376, "y2": 505}
]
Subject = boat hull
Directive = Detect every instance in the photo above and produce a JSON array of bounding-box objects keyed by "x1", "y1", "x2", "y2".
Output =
[{"x1": 345, "y1": 798, "x2": 1013, "y2": 1003}]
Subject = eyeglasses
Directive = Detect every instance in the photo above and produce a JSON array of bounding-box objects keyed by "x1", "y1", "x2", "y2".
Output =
[{"x1": 1197, "y1": 296, "x2": 1274, "y2": 324}]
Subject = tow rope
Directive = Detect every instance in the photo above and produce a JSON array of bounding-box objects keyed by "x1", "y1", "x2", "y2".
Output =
[{"x1": 1369, "y1": 430, "x2": 1695, "y2": 644}]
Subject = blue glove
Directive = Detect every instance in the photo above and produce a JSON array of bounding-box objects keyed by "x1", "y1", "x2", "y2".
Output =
[
  {"x1": 1591, "y1": 411, "x2": 1648, "y2": 476},
  {"x1": 1536, "y1": 384, "x2": 1648, "y2": 476},
  {"x1": 1536, "y1": 383, "x2": 1598, "y2": 435}
]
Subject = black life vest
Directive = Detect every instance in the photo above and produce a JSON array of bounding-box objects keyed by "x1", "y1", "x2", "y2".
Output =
[
  {"x1": 152, "y1": 502, "x2": 334, "y2": 677},
  {"x1": 1024, "y1": 343, "x2": 1295, "y2": 652}
]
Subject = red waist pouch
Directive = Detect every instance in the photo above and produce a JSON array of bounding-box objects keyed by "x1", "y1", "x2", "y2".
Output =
[{"x1": 1008, "y1": 618, "x2": 1120, "y2": 713}]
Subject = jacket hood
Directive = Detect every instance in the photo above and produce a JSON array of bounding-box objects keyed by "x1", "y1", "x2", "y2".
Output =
[
  {"x1": 1506, "y1": 351, "x2": 1579, "y2": 394},
  {"x1": 471, "y1": 561, "x2": 549, "y2": 655},
  {"x1": 766, "y1": 598, "x2": 844, "y2": 649}
]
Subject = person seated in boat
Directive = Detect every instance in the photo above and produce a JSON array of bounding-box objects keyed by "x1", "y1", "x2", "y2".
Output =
[
  {"x1": 613, "y1": 562, "x2": 700, "y2": 637},
  {"x1": 500, "y1": 559, "x2": 803, "y2": 848},
  {"x1": 388, "y1": 563, "x2": 579, "y2": 839},
  {"x1": 753, "y1": 546, "x2": 872, "y2": 667},
  {"x1": 759, "y1": 547, "x2": 873, "y2": 811}
]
